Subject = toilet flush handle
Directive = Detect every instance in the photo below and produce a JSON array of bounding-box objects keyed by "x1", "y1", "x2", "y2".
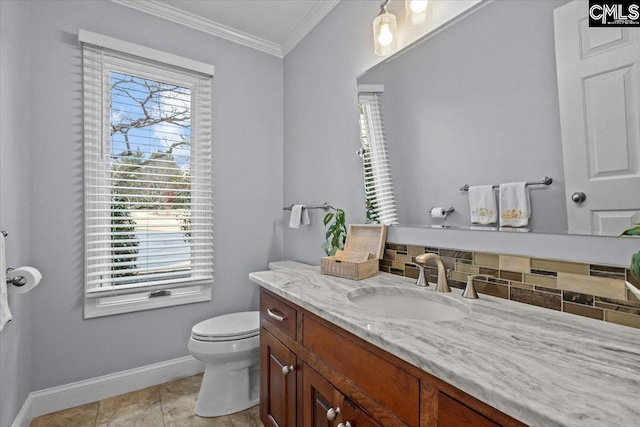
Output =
[{"x1": 282, "y1": 365, "x2": 295, "y2": 375}]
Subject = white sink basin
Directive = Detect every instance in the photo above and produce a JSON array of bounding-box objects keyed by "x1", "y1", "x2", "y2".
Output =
[{"x1": 347, "y1": 287, "x2": 470, "y2": 321}]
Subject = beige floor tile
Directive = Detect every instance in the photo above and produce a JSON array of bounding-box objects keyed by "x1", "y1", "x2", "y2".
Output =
[
  {"x1": 98, "y1": 385, "x2": 160, "y2": 414},
  {"x1": 29, "y1": 374, "x2": 264, "y2": 427},
  {"x1": 165, "y1": 414, "x2": 235, "y2": 427},
  {"x1": 96, "y1": 398, "x2": 164, "y2": 427},
  {"x1": 30, "y1": 402, "x2": 99, "y2": 427},
  {"x1": 230, "y1": 406, "x2": 263, "y2": 427},
  {"x1": 159, "y1": 374, "x2": 203, "y2": 423},
  {"x1": 159, "y1": 373, "x2": 203, "y2": 395}
]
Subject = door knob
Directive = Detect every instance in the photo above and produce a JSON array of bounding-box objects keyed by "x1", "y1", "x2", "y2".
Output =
[
  {"x1": 337, "y1": 423, "x2": 352, "y2": 427},
  {"x1": 281, "y1": 365, "x2": 295, "y2": 375},
  {"x1": 571, "y1": 192, "x2": 586, "y2": 204},
  {"x1": 326, "y1": 407, "x2": 341, "y2": 421}
]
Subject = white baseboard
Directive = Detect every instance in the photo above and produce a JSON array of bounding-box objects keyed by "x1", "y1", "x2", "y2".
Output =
[
  {"x1": 12, "y1": 355, "x2": 205, "y2": 427},
  {"x1": 11, "y1": 395, "x2": 33, "y2": 427}
]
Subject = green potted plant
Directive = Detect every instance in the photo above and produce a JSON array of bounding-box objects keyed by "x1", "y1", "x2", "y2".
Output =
[
  {"x1": 322, "y1": 207, "x2": 347, "y2": 256},
  {"x1": 620, "y1": 224, "x2": 640, "y2": 299}
]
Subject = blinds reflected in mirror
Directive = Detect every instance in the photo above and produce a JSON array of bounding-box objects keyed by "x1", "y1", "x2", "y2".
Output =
[{"x1": 358, "y1": 91, "x2": 398, "y2": 226}]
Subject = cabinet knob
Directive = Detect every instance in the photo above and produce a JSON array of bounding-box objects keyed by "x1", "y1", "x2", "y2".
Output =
[
  {"x1": 326, "y1": 407, "x2": 341, "y2": 421},
  {"x1": 337, "y1": 423, "x2": 352, "y2": 427},
  {"x1": 281, "y1": 365, "x2": 295, "y2": 375}
]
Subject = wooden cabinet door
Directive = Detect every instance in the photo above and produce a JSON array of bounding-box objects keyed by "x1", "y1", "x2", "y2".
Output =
[
  {"x1": 303, "y1": 363, "x2": 382, "y2": 427},
  {"x1": 340, "y1": 395, "x2": 382, "y2": 427},
  {"x1": 437, "y1": 393, "x2": 500, "y2": 427},
  {"x1": 261, "y1": 330, "x2": 297, "y2": 427},
  {"x1": 302, "y1": 363, "x2": 344, "y2": 427}
]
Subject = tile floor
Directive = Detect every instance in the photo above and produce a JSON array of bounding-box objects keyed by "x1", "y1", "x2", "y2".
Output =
[{"x1": 29, "y1": 373, "x2": 264, "y2": 427}]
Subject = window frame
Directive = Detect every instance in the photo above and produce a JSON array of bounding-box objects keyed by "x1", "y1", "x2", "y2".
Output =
[{"x1": 81, "y1": 31, "x2": 214, "y2": 318}]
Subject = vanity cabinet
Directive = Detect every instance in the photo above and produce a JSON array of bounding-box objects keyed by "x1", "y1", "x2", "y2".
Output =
[{"x1": 259, "y1": 289, "x2": 525, "y2": 427}]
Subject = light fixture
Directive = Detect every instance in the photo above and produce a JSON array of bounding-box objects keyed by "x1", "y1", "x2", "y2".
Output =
[
  {"x1": 373, "y1": 0, "x2": 397, "y2": 56},
  {"x1": 405, "y1": 0, "x2": 428, "y2": 25}
]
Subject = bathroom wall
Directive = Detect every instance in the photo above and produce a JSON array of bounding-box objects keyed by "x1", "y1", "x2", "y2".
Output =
[
  {"x1": 25, "y1": 0, "x2": 283, "y2": 391},
  {"x1": 0, "y1": 1, "x2": 33, "y2": 425},
  {"x1": 283, "y1": 0, "x2": 638, "y2": 267}
]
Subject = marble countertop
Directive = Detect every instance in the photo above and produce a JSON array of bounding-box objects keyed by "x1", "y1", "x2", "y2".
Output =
[{"x1": 249, "y1": 264, "x2": 640, "y2": 427}]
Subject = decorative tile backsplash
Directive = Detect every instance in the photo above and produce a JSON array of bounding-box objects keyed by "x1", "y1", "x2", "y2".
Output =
[{"x1": 381, "y1": 242, "x2": 640, "y2": 330}]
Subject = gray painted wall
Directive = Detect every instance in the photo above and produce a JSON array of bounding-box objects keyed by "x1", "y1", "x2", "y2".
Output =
[
  {"x1": 0, "y1": 2, "x2": 33, "y2": 425},
  {"x1": 283, "y1": 0, "x2": 638, "y2": 267},
  {"x1": 359, "y1": 0, "x2": 570, "y2": 233},
  {"x1": 24, "y1": 0, "x2": 283, "y2": 391}
]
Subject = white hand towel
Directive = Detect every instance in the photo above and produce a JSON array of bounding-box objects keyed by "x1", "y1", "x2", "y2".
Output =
[
  {"x1": 499, "y1": 182, "x2": 530, "y2": 228},
  {"x1": 468, "y1": 185, "x2": 497, "y2": 225},
  {"x1": 0, "y1": 235, "x2": 12, "y2": 331},
  {"x1": 302, "y1": 208, "x2": 310, "y2": 226},
  {"x1": 288, "y1": 205, "x2": 310, "y2": 229}
]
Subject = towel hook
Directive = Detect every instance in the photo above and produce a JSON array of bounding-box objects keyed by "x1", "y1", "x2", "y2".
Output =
[{"x1": 1, "y1": 231, "x2": 7, "y2": 237}]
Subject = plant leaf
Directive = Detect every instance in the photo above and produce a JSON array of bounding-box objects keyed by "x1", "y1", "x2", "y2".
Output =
[
  {"x1": 620, "y1": 224, "x2": 640, "y2": 236},
  {"x1": 323, "y1": 213, "x2": 334, "y2": 226},
  {"x1": 632, "y1": 251, "x2": 640, "y2": 283}
]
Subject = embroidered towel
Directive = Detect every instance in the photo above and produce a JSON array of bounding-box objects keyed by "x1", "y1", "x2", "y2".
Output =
[
  {"x1": 469, "y1": 185, "x2": 497, "y2": 225},
  {"x1": 0, "y1": 234, "x2": 12, "y2": 331},
  {"x1": 499, "y1": 182, "x2": 530, "y2": 227},
  {"x1": 288, "y1": 205, "x2": 310, "y2": 229}
]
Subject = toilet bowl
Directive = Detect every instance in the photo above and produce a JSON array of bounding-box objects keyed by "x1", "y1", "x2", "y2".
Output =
[{"x1": 188, "y1": 311, "x2": 260, "y2": 417}]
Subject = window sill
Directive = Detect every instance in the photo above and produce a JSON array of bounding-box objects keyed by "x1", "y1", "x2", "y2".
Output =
[{"x1": 84, "y1": 286, "x2": 211, "y2": 319}]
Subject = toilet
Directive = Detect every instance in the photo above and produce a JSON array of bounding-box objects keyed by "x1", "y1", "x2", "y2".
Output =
[{"x1": 188, "y1": 311, "x2": 260, "y2": 417}]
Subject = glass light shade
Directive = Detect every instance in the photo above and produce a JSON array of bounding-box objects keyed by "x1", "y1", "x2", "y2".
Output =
[
  {"x1": 405, "y1": 0, "x2": 428, "y2": 25},
  {"x1": 373, "y1": 10, "x2": 397, "y2": 56}
]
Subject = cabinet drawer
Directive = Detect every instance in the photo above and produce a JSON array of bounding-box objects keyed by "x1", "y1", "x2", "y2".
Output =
[
  {"x1": 260, "y1": 290, "x2": 297, "y2": 340},
  {"x1": 303, "y1": 315, "x2": 419, "y2": 427},
  {"x1": 438, "y1": 393, "x2": 500, "y2": 427}
]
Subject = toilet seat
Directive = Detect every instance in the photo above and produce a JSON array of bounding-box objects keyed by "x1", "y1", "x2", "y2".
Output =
[{"x1": 191, "y1": 311, "x2": 259, "y2": 342}]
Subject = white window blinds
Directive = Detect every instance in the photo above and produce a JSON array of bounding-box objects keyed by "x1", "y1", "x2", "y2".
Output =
[
  {"x1": 82, "y1": 41, "x2": 214, "y2": 301},
  {"x1": 358, "y1": 92, "x2": 398, "y2": 225}
]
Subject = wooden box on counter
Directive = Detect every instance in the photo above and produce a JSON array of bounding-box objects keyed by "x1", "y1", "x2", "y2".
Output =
[{"x1": 321, "y1": 224, "x2": 387, "y2": 280}]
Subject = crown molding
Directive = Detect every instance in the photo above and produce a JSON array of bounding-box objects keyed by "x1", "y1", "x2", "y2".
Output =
[
  {"x1": 281, "y1": 0, "x2": 341, "y2": 57},
  {"x1": 111, "y1": 0, "x2": 283, "y2": 58}
]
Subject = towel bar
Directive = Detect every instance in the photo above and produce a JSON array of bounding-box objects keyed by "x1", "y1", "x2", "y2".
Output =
[
  {"x1": 460, "y1": 177, "x2": 552, "y2": 192},
  {"x1": 283, "y1": 203, "x2": 334, "y2": 211}
]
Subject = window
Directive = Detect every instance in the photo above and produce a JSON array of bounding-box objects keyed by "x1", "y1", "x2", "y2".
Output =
[
  {"x1": 358, "y1": 90, "x2": 398, "y2": 225},
  {"x1": 81, "y1": 31, "x2": 214, "y2": 318}
]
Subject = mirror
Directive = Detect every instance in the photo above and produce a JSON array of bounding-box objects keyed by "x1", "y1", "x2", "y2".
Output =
[{"x1": 357, "y1": 0, "x2": 640, "y2": 236}]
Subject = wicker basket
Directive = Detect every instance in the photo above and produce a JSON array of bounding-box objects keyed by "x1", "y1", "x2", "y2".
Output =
[{"x1": 321, "y1": 224, "x2": 387, "y2": 280}]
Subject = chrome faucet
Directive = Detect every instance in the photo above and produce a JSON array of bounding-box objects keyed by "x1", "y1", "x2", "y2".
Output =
[
  {"x1": 415, "y1": 253, "x2": 451, "y2": 293},
  {"x1": 463, "y1": 274, "x2": 494, "y2": 299},
  {"x1": 405, "y1": 262, "x2": 428, "y2": 287}
]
